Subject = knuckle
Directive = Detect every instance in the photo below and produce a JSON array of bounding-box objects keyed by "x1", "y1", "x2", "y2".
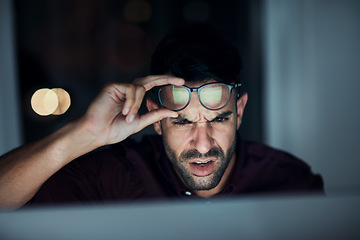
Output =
[
  {"x1": 126, "y1": 83, "x2": 136, "y2": 91},
  {"x1": 136, "y1": 85, "x2": 146, "y2": 94},
  {"x1": 126, "y1": 94, "x2": 135, "y2": 102},
  {"x1": 124, "y1": 85, "x2": 137, "y2": 98},
  {"x1": 133, "y1": 78, "x2": 142, "y2": 84},
  {"x1": 103, "y1": 82, "x2": 117, "y2": 90},
  {"x1": 133, "y1": 76, "x2": 150, "y2": 86}
]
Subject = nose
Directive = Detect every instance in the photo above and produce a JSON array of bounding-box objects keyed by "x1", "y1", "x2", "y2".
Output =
[{"x1": 190, "y1": 123, "x2": 214, "y2": 154}]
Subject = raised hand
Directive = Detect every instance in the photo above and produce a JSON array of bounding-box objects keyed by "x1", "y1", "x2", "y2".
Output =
[
  {"x1": 80, "y1": 75, "x2": 184, "y2": 146},
  {"x1": 0, "y1": 75, "x2": 184, "y2": 209}
]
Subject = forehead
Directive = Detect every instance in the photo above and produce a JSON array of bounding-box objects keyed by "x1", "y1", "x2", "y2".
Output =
[
  {"x1": 184, "y1": 79, "x2": 218, "y2": 87},
  {"x1": 177, "y1": 92, "x2": 236, "y2": 122}
]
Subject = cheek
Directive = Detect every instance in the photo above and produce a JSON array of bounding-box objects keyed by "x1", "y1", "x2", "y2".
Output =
[
  {"x1": 212, "y1": 124, "x2": 237, "y2": 148},
  {"x1": 161, "y1": 123, "x2": 191, "y2": 152}
]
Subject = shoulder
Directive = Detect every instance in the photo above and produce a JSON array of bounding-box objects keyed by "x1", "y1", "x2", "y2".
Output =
[
  {"x1": 28, "y1": 135, "x2": 165, "y2": 205},
  {"x1": 244, "y1": 141, "x2": 307, "y2": 168},
  {"x1": 240, "y1": 141, "x2": 324, "y2": 192}
]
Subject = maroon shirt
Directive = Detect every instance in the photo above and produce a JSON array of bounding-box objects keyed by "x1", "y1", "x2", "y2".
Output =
[{"x1": 27, "y1": 134, "x2": 323, "y2": 206}]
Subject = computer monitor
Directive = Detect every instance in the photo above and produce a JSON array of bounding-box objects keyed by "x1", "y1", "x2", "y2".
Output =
[{"x1": 0, "y1": 193, "x2": 359, "y2": 240}]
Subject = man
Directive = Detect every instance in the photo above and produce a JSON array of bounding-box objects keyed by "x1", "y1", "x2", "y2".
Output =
[{"x1": 0, "y1": 24, "x2": 323, "y2": 209}]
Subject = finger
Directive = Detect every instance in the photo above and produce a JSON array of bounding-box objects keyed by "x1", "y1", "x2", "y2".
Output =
[
  {"x1": 137, "y1": 109, "x2": 178, "y2": 130},
  {"x1": 126, "y1": 85, "x2": 146, "y2": 123},
  {"x1": 121, "y1": 84, "x2": 136, "y2": 116},
  {"x1": 135, "y1": 75, "x2": 185, "y2": 91}
]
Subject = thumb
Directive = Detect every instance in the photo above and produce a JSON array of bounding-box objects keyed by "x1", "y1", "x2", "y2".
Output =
[{"x1": 137, "y1": 109, "x2": 178, "y2": 131}]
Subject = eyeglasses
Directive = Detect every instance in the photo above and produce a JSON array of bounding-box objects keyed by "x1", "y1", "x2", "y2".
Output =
[{"x1": 153, "y1": 82, "x2": 241, "y2": 111}]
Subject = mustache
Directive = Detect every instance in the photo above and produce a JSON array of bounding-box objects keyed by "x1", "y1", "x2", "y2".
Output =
[{"x1": 181, "y1": 147, "x2": 224, "y2": 161}]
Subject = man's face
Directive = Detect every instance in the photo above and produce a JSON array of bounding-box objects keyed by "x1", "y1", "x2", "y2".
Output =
[{"x1": 150, "y1": 80, "x2": 247, "y2": 192}]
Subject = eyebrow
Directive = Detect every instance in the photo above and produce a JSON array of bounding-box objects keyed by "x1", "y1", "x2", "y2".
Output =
[{"x1": 170, "y1": 111, "x2": 233, "y2": 122}]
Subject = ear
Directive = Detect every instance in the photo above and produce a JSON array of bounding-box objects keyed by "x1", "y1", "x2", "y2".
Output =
[
  {"x1": 146, "y1": 99, "x2": 162, "y2": 135},
  {"x1": 236, "y1": 93, "x2": 248, "y2": 130}
]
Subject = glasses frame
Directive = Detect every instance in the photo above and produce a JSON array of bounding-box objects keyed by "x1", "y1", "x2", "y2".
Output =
[{"x1": 154, "y1": 82, "x2": 241, "y2": 111}]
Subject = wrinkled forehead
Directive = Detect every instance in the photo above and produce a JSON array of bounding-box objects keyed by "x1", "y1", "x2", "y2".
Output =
[
  {"x1": 177, "y1": 95, "x2": 235, "y2": 122},
  {"x1": 184, "y1": 79, "x2": 218, "y2": 87}
]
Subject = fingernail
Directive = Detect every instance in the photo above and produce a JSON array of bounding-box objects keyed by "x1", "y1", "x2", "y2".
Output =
[
  {"x1": 128, "y1": 115, "x2": 135, "y2": 123},
  {"x1": 123, "y1": 107, "x2": 129, "y2": 115}
]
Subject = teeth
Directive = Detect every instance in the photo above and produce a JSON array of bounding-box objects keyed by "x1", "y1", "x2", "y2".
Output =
[{"x1": 194, "y1": 160, "x2": 211, "y2": 164}]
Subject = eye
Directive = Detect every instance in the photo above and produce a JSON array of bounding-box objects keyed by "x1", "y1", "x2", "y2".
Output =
[
  {"x1": 173, "y1": 119, "x2": 193, "y2": 125},
  {"x1": 211, "y1": 116, "x2": 229, "y2": 123}
]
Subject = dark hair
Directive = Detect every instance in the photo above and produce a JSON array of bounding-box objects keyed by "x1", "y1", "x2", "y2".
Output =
[{"x1": 150, "y1": 23, "x2": 242, "y2": 84}]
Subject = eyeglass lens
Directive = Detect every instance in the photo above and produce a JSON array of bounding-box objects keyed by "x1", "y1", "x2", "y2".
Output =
[{"x1": 158, "y1": 84, "x2": 232, "y2": 111}]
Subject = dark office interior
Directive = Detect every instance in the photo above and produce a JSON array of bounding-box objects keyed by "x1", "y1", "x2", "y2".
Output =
[{"x1": 13, "y1": 0, "x2": 264, "y2": 144}]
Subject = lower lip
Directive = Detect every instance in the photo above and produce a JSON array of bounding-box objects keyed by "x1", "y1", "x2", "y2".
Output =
[{"x1": 189, "y1": 161, "x2": 216, "y2": 176}]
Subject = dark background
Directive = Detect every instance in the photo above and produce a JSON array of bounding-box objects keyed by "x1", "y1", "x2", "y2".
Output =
[{"x1": 14, "y1": 0, "x2": 263, "y2": 143}]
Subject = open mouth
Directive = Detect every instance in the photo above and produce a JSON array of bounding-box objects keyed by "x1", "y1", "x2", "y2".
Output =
[
  {"x1": 192, "y1": 160, "x2": 212, "y2": 166},
  {"x1": 189, "y1": 160, "x2": 215, "y2": 176}
]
